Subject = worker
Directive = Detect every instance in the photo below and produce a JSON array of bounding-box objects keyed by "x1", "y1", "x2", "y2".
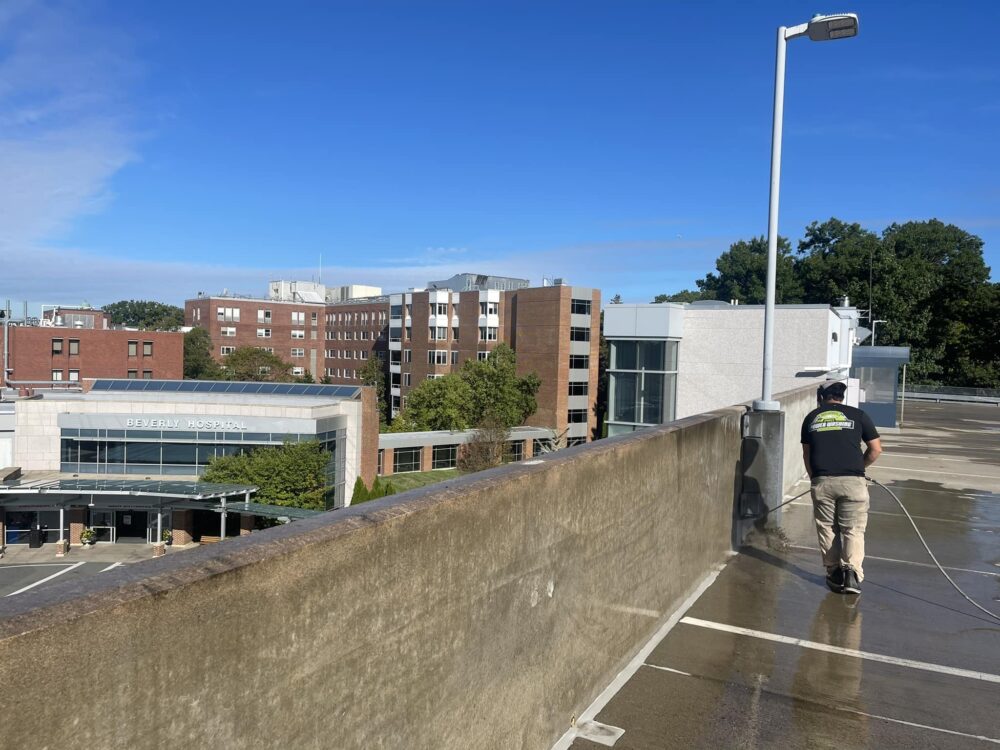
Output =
[{"x1": 801, "y1": 381, "x2": 882, "y2": 595}]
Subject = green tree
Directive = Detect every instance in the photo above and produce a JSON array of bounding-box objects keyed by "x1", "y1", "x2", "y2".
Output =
[
  {"x1": 796, "y1": 219, "x2": 883, "y2": 309},
  {"x1": 183, "y1": 327, "x2": 222, "y2": 380},
  {"x1": 696, "y1": 236, "x2": 803, "y2": 304},
  {"x1": 103, "y1": 300, "x2": 185, "y2": 330},
  {"x1": 221, "y1": 346, "x2": 294, "y2": 382},
  {"x1": 651, "y1": 290, "x2": 705, "y2": 303},
  {"x1": 389, "y1": 343, "x2": 541, "y2": 432},
  {"x1": 201, "y1": 441, "x2": 330, "y2": 510},
  {"x1": 389, "y1": 373, "x2": 474, "y2": 432},
  {"x1": 358, "y1": 356, "x2": 389, "y2": 423},
  {"x1": 460, "y1": 343, "x2": 540, "y2": 428},
  {"x1": 457, "y1": 416, "x2": 510, "y2": 472},
  {"x1": 350, "y1": 476, "x2": 369, "y2": 505},
  {"x1": 877, "y1": 220, "x2": 994, "y2": 385}
]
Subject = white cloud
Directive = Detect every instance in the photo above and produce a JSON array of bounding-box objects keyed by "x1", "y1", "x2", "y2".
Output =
[{"x1": 0, "y1": 1, "x2": 139, "y2": 250}]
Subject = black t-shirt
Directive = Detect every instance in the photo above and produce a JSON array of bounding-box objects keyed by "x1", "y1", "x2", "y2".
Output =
[{"x1": 800, "y1": 402, "x2": 880, "y2": 477}]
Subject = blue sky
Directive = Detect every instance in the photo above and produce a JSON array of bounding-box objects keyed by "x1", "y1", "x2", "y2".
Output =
[{"x1": 2, "y1": 0, "x2": 998, "y2": 309}]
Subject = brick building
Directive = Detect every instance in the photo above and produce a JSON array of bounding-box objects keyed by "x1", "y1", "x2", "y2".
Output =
[
  {"x1": 188, "y1": 280, "x2": 600, "y2": 443},
  {"x1": 2, "y1": 318, "x2": 183, "y2": 387},
  {"x1": 388, "y1": 284, "x2": 600, "y2": 444}
]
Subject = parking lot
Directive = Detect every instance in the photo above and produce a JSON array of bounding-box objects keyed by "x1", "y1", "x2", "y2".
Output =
[{"x1": 0, "y1": 543, "x2": 174, "y2": 599}]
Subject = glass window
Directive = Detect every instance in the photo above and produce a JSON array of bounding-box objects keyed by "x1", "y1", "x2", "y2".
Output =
[
  {"x1": 51, "y1": 370, "x2": 63, "y2": 381},
  {"x1": 611, "y1": 372, "x2": 639, "y2": 423},
  {"x1": 570, "y1": 327, "x2": 590, "y2": 342},
  {"x1": 161, "y1": 443, "x2": 197, "y2": 465},
  {"x1": 569, "y1": 355, "x2": 589, "y2": 370},
  {"x1": 127, "y1": 370, "x2": 138, "y2": 379},
  {"x1": 51, "y1": 338, "x2": 64, "y2": 355},
  {"x1": 377, "y1": 449, "x2": 384, "y2": 474},
  {"x1": 571, "y1": 299, "x2": 591, "y2": 315},
  {"x1": 568, "y1": 381, "x2": 588, "y2": 396},
  {"x1": 567, "y1": 409, "x2": 588, "y2": 423},
  {"x1": 68, "y1": 369, "x2": 80, "y2": 382},
  {"x1": 127, "y1": 442, "x2": 161, "y2": 464},
  {"x1": 142, "y1": 370, "x2": 153, "y2": 379},
  {"x1": 506, "y1": 441, "x2": 524, "y2": 462},
  {"x1": 143, "y1": 341, "x2": 153, "y2": 356},
  {"x1": 393, "y1": 447, "x2": 421, "y2": 473},
  {"x1": 432, "y1": 444, "x2": 458, "y2": 469},
  {"x1": 69, "y1": 339, "x2": 80, "y2": 355},
  {"x1": 127, "y1": 340, "x2": 138, "y2": 357},
  {"x1": 611, "y1": 341, "x2": 636, "y2": 370}
]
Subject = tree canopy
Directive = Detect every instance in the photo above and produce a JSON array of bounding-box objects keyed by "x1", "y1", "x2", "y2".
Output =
[
  {"x1": 103, "y1": 300, "x2": 184, "y2": 330},
  {"x1": 200, "y1": 441, "x2": 330, "y2": 510},
  {"x1": 652, "y1": 218, "x2": 998, "y2": 387},
  {"x1": 183, "y1": 327, "x2": 222, "y2": 380},
  {"x1": 221, "y1": 346, "x2": 294, "y2": 382},
  {"x1": 390, "y1": 343, "x2": 541, "y2": 432}
]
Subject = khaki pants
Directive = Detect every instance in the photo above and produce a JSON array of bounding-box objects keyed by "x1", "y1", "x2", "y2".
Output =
[{"x1": 811, "y1": 475, "x2": 870, "y2": 581}]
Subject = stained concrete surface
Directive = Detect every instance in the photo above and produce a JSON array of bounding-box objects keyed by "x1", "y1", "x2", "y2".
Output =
[{"x1": 572, "y1": 401, "x2": 1000, "y2": 749}]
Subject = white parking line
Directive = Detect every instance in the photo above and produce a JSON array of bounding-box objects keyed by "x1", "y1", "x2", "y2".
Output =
[
  {"x1": 644, "y1": 661, "x2": 1000, "y2": 745},
  {"x1": 100, "y1": 562, "x2": 124, "y2": 573},
  {"x1": 872, "y1": 465, "x2": 1000, "y2": 480},
  {"x1": 786, "y1": 544, "x2": 1000, "y2": 578},
  {"x1": 5, "y1": 561, "x2": 86, "y2": 597},
  {"x1": 680, "y1": 616, "x2": 1000, "y2": 684}
]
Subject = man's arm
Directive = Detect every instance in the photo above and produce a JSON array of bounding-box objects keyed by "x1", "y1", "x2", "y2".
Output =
[
  {"x1": 802, "y1": 445, "x2": 812, "y2": 479},
  {"x1": 864, "y1": 437, "x2": 882, "y2": 468}
]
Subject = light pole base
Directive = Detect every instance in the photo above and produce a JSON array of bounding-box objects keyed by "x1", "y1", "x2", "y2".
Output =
[{"x1": 752, "y1": 399, "x2": 781, "y2": 412}]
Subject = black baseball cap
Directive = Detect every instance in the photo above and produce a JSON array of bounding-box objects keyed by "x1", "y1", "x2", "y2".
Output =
[{"x1": 818, "y1": 381, "x2": 848, "y2": 400}]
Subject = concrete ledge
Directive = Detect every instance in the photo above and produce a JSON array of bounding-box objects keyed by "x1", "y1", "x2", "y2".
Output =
[{"x1": 0, "y1": 386, "x2": 817, "y2": 749}]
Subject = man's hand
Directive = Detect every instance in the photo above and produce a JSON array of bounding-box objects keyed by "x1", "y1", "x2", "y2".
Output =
[{"x1": 864, "y1": 437, "x2": 882, "y2": 468}]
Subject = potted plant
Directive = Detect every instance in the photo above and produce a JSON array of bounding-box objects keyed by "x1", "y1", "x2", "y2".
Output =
[
  {"x1": 161, "y1": 529, "x2": 173, "y2": 545},
  {"x1": 80, "y1": 528, "x2": 97, "y2": 547}
]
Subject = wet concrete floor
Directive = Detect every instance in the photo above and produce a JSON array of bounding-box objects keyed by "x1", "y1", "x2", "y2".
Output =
[{"x1": 569, "y1": 401, "x2": 1000, "y2": 749}]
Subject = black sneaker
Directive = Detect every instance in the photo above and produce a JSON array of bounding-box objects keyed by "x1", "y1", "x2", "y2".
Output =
[
  {"x1": 843, "y1": 568, "x2": 861, "y2": 595},
  {"x1": 825, "y1": 567, "x2": 845, "y2": 593}
]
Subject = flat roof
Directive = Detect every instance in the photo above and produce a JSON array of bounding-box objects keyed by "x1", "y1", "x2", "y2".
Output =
[
  {"x1": 91, "y1": 379, "x2": 360, "y2": 398},
  {"x1": 0, "y1": 478, "x2": 256, "y2": 500}
]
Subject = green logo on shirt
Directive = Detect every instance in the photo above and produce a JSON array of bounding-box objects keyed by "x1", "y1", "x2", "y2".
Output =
[{"x1": 810, "y1": 410, "x2": 855, "y2": 432}]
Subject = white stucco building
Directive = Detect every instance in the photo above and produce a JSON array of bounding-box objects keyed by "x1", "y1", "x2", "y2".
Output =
[{"x1": 603, "y1": 301, "x2": 860, "y2": 436}]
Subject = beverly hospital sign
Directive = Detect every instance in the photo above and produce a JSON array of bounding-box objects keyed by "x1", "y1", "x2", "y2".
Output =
[{"x1": 125, "y1": 417, "x2": 249, "y2": 431}]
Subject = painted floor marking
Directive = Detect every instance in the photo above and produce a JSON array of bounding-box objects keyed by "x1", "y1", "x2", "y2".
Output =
[
  {"x1": 575, "y1": 720, "x2": 625, "y2": 747},
  {"x1": 100, "y1": 562, "x2": 124, "y2": 572},
  {"x1": 680, "y1": 616, "x2": 1000, "y2": 684},
  {"x1": 5, "y1": 561, "x2": 85, "y2": 597},
  {"x1": 786, "y1": 501, "x2": 991, "y2": 527},
  {"x1": 549, "y1": 561, "x2": 729, "y2": 750},
  {"x1": 786, "y1": 544, "x2": 1000, "y2": 578},
  {"x1": 642, "y1": 663, "x2": 692, "y2": 677},
  {"x1": 871, "y1": 465, "x2": 1000, "y2": 480},
  {"x1": 646, "y1": 661, "x2": 1000, "y2": 745}
]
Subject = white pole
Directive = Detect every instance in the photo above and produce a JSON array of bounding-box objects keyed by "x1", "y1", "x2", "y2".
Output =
[
  {"x1": 755, "y1": 25, "x2": 787, "y2": 412},
  {"x1": 220, "y1": 498, "x2": 227, "y2": 540},
  {"x1": 59, "y1": 507, "x2": 64, "y2": 543},
  {"x1": 899, "y1": 363, "x2": 907, "y2": 426},
  {"x1": 157, "y1": 508, "x2": 162, "y2": 544}
]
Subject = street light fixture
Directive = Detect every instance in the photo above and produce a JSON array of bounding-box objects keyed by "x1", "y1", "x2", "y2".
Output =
[{"x1": 754, "y1": 12, "x2": 859, "y2": 412}]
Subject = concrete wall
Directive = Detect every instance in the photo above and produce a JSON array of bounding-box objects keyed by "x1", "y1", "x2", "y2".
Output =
[
  {"x1": 676, "y1": 307, "x2": 834, "y2": 419},
  {"x1": 0, "y1": 385, "x2": 816, "y2": 750}
]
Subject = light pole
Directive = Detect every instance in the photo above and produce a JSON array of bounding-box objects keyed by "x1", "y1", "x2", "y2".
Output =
[
  {"x1": 871, "y1": 319, "x2": 887, "y2": 346},
  {"x1": 754, "y1": 12, "x2": 859, "y2": 412}
]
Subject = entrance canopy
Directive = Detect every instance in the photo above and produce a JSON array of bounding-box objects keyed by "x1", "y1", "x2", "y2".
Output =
[{"x1": 0, "y1": 478, "x2": 319, "y2": 520}]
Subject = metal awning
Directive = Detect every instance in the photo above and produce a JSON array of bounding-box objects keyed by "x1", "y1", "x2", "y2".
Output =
[
  {"x1": 0, "y1": 478, "x2": 256, "y2": 500},
  {"x1": 0, "y1": 478, "x2": 321, "y2": 520}
]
